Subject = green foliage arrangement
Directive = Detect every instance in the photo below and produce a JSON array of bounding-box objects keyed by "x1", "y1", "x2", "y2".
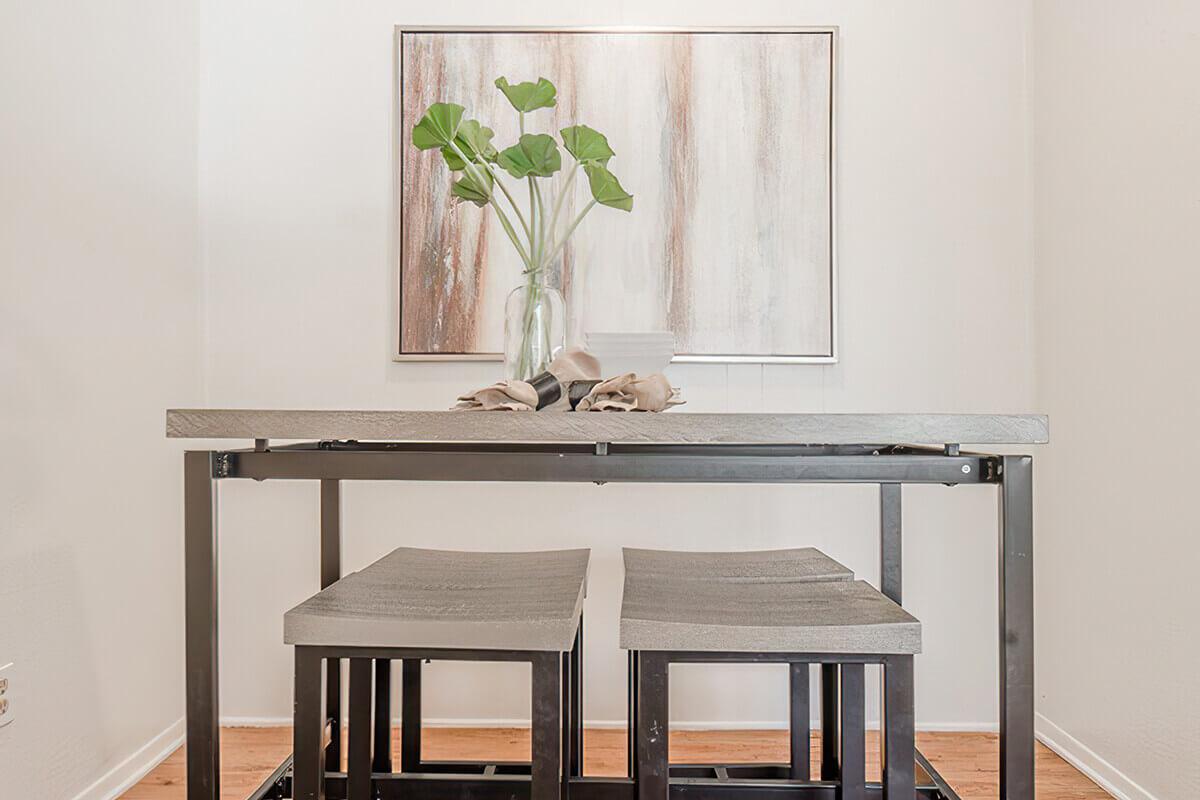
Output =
[{"x1": 412, "y1": 76, "x2": 633, "y2": 279}]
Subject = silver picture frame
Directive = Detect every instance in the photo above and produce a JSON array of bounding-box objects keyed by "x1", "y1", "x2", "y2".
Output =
[{"x1": 392, "y1": 25, "x2": 839, "y2": 365}]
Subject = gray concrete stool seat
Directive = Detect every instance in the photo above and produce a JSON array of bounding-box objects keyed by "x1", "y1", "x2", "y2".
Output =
[
  {"x1": 285, "y1": 547, "x2": 590, "y2": 800},
  {"x1": 621, "y1": 547, "x2": 921, "y2": 800}
]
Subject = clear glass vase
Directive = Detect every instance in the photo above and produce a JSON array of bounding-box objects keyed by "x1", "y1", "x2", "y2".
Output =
[{"x1": 504, "y1": 274, "x2": 565, "y2": 382}]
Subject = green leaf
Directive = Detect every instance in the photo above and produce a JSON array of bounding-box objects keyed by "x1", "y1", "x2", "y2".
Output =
[
  {"x1": 497, "y1": 133, "x2": 562, "y2": 178},
  {"x1": 560, "y1": 125, "x2": 615, "y2": 165},
  {"x1": 441, "y1": 120, "x2": 498, "y2": 171},
  {"x1": 450, "y1": 169, "x2": 494, "y2": 207},
  {"x1": 583, "y1": 163, "x2": 633, "y2": 211},
  {"x1": 441, "y1": 146, "x2": 469, "y2": 171},
  {"x1": 494, "y1": 77, "x2": 557, "y2": 113},
  {"x1": 457, "y1": 119, "x2": 498, "y2": 161},
  {"x1": 412, "y1": 102, "x2": 465, "y2": 150}
]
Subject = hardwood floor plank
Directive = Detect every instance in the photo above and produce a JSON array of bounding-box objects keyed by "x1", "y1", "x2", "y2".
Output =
[{"x1": 120, "y1": 727, "x2": 1111, "y2": 800}]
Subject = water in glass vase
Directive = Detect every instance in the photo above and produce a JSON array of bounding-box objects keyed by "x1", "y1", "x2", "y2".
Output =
[{"x1": 504, "y1": 273, "x2": 565, "y2": 381}]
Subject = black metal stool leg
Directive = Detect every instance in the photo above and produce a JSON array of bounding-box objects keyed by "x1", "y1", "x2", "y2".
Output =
[
  {"x1": 562, "y1": 646, "x2": 572, "y2": 788},
  {"x1": 294, "y1": 647, "x2": 326, "y2": 800},
  {"x1": 532, "y1": 652, "x2": 563, "y2": 800},
  {"x1": 324, "y1": 659, "x2": 341, "y2": 773},
  {"x1": 789, "y1": 662, "x2": 811, "y2": 780},
  {"x1": 570, "y1": 618, "x2": 583, "y2": 776},
  {"x1": 636, "y1": 651, "x2": 669, "y2": 800},
  {"x1": 881, "y1": 656, "x2": 915, "y2": 800},
  {"x1": 348, "y1": 659, "x2": 373, "y2": 800},
  {"x1": 401, "y1": 658, "x2": 421, "y2": 772},
  {"x1": 821, "y1": 664, "x2": 840, "y2": 780},
  {"x1": 837, "y1": 663, "x2": 865, "y2": 800},
  {"x1": 627, "y1": 650, "x2": 639, "y2": 780},
  {"x1": 373, "y1": 659, "x2": 392, "y2": 773}
]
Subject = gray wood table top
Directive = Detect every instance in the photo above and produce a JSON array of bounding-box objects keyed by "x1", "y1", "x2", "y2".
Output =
[{"x1": 166, "y1": 409, "x2": 1048, "y2": 446}]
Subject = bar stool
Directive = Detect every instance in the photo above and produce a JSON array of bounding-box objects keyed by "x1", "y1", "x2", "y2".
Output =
[
  {"x1": 622, "y1": 547, "x2": 853, "y2": 780},
  {"x1": 621, "y1": 547, "x2": 921, "y2": 800},
  {"x1": 285, "y1": 546, "x2": 590, "y2": 800}
]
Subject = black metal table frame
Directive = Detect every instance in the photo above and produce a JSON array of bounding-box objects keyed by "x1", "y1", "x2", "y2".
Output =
[{"x1": 183, "y1": 441, "x2": 1034, "y2": 800}]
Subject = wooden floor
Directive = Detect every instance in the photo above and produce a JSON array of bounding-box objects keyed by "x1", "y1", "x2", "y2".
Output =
[{"x1": 122, "y1": 726, "x2": 1110, "y2": 800}]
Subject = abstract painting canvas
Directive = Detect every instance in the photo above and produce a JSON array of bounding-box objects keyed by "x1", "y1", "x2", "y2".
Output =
[{"x1": 397, "y1": 28, "x2": 835, "y2": 361}]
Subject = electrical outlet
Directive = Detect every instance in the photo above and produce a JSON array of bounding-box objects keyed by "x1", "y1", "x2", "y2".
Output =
[{"x1": 0, "y1": 662, "x2": 12, "y2": 728}]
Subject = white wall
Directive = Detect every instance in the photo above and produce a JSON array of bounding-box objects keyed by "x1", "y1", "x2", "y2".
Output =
[
  {"x1": 10, "y1": 1, "x2": 1200, "y2": 796},
  {"x1": 0, "y1": 2, "x2": 202, "y2": 798},
  {"x1": 1032, "y1": 3, "x2": 1200, "y2": 799},
  {"x1": 198, "y1": 0, "x2": 1035, "y2": 729}
]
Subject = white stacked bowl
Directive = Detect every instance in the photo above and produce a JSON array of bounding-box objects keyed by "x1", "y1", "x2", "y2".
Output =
[{"x1": 585, "y1": 331, "x2": 675, "y2": 377}]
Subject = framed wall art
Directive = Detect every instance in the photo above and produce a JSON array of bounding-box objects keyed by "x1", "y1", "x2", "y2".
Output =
[{"x1": 396, "y1": 26, "x2": 836, "y2": 363}]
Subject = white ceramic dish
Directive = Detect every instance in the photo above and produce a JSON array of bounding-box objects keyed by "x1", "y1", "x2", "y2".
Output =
[{"x1": 585, "y1": 331, "x2": 675, "y2": 376}]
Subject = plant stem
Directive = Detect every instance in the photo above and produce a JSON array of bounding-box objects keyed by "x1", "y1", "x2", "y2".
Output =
[
  {"x1": 490, "y1": 194, "x2": 531, "y2": 268},
  {"x1": 482, "y1": 161, "x2": 531, "y2": 241},
  {"x1": 532, "y1": 180, "x2": 547, "y2": 268},
  {"x1": 545, "y1": 199, "x2": 597, "y2": 264},
  {"x1": 518, "y1": 270, "x2": 548, "y2": 379},
  {"x1": 528, "y1": 176, "x2": 538, "y2": 268},
  {"x1": 446, "y1": 140, "x2": 531, "y2": 266},
  {"x1": 546, "y1": 161, "x2": 580, "y2": 245},
  {"x1": 509, "y1": 111, "x2": 553, "y2": 379},
  {"x1": 518, "y1": 111, "x2": 537, "y2": 264}
]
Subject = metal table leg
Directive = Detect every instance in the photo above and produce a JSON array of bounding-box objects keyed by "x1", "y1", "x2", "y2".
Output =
[
  {"x1": 878, "y1": 484, "x2": 905, "y2": 796},
  {"x1": 999, "y1": 456, "x2": 1034, "y2": 800},
  {"x1": 185, "y1": 451, "x2": 220, "y2": 800},
  {"x1": 320, "y1": 480, "x2": 342, "y2": 773},
  {"x1": 879, "y1": 484, "x2": 902, "y2": 604}
]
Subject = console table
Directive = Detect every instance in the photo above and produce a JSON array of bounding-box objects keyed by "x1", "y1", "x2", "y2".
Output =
[{"x1": 167, "y1": 410, "x2": 1048, "y2": 800}]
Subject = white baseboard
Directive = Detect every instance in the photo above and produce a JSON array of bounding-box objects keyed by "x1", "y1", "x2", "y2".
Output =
[
  {"x1": 71, "y1": 717, "x2": 184, "y2": 800},
  {"x1": 221, "y1": 716, "x2": 997, "y2": 733},
  {"x1": 1036, "y1": 712, "x2": 1155, "y2": 800}
]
